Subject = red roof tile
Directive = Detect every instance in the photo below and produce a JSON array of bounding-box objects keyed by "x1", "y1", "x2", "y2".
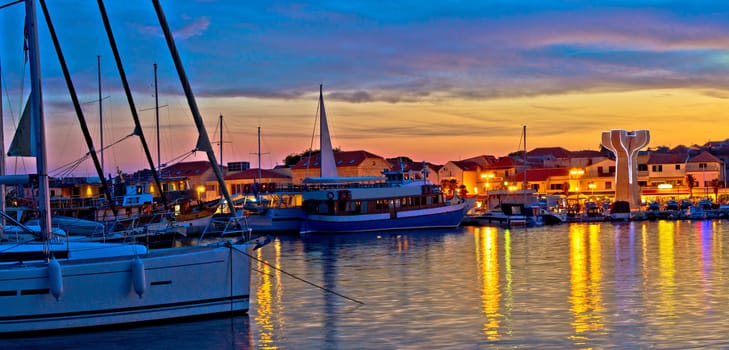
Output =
[
  {"x1": 291, "y1": 150, "x2": 384, "y2": 170},
  {"x1": 688, "y1": 151, "x2": 722, "y2": 163},
  {"x1": 527, "y1": 147, "x2": 572, "y2": 158},
  {"x1": 647, "y1": 152, "x2": 688, "y2": 164},
  {"x1": 450, "y1": 160, "x2": 481, "y2": 171},
  {"x1": 225, "y1": 169, "x2": 290, "y2": 180},
  {"x1": 486, "y1": 157, "x2": 518, "y2": 169},
  {"x1": 160, "y1": 161, "x2": 213, "y2": 178},
  {"x1": 514, "y1": 168, "x2": 569, "y2": 182}
]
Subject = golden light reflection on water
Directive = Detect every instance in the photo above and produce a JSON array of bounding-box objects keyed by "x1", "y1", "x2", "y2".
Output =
[
  {"x1": 569, "y1": 224, "x2": 604, "y2": 340},
  {"x1": 657, "y1": 221, "x2": 676, "y2": 320},
  {"x1": 253, "y1": 238, "x2": 283, "y2": 350},
  {"x1": 475, "y1": 226, "x2": 509, "y2": 341}
]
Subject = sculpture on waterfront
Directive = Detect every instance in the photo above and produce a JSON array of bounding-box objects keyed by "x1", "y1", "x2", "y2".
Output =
[{"x1": 601, "y1": 129, "x2": 650, "y2": 210}]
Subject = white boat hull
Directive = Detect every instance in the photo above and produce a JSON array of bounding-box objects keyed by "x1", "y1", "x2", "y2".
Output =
[{"x1": 0, "y1": 242, "x2": 252, "y2": 334}]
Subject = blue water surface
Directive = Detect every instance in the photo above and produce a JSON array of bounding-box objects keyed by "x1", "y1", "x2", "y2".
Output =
[{"x1": 5, "y1": 220, "x2": 729, "y2": 349}]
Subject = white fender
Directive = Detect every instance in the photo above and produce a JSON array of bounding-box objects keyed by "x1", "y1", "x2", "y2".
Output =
[
  {"x1": 48, "y1": 256, "x2": 63, "y2": 301},
  {"x1": 131, "y1": 256, "x2": 146, "y2": 298}
]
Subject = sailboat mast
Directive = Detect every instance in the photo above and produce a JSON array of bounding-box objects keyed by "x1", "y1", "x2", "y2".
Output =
[
  {"x1": 219, "y1": 114, "x2": 223, "y2": 166},
  {"x1": 39, "y1": 0, "x2": 117, "y2": 216},
  {"x1": 523, "y1": 125, "x2": 527, "y2": 203},
  {"x1": 97, "y1": 0, "x2": 169, "y2": 210},
  {"x1": 0, "y1": 54, "x2": 5, "y2": 220},
  {"x1": 155, "y1": 63, "x2": 160, "y2": 170},
  {"x1": 257, "y1": 126, "x2": 262, "y2": 182},
  {"x1": 98, "y1": 55, "x2": 103, "y2": 176},
  {"x1": 25, "y1": 0, "x2": 52, "y2": 240},
  {"x1": 152, "y1": 0, "x2": 236, "y2": 214}
]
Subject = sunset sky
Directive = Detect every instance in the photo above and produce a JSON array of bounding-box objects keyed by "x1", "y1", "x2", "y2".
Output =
[{"x1": 2, "y1": 1, "x2": 729, "y2": 177}]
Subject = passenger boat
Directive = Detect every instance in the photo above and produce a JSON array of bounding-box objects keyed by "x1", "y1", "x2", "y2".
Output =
[
  {"x1": 298, "y1": 85, "x2": 472, "y2": 234},
  {"x1": 0, "y1": 1, "x2": 263, "y2": 334},
  {"x1": 300, "y1": 170, "x2": 473, "y2": 234}
]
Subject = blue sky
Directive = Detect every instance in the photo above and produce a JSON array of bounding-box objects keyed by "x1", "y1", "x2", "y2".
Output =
[{"x1": 2, "y1": 1, "x2": 729, "y2": 175}]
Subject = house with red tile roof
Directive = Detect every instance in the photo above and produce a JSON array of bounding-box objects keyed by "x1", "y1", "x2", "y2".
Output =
[
  {"x1": 461, "y1": 155, "x2": 497, "y2": 168},
  {"x1": 641, "y1": 152, "x2": 690, "y2": 188},
  {"x1": 481, "y1": 157, "x2": 522, "y2": 190},
  {"x1": 439, "y1": 160, "x2": 482, "y2": 196},
  {"x1": 527, "y1": 147, "x2": 572, "y2": 168},
  {"x1": 158, "y1": 161, "x2": 222, "y2": 202},
  {"x1": 528, "y1": 147, "x2": 608, "y2": 168},
  {"x1": 513, "y1": 168, "x2": 570, "y2": 195},
  {"x1": 223, "y1": 168, "x2": 292, "y2": 196},
  {"x1": 686, "y1": 151, "x2": 724, "y2": 196},
  {"x1": 289, "y1": 150, "x2": 390, "y2": 184}
]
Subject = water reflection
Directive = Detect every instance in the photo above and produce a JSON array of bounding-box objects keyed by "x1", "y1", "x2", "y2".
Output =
[
  {"x1": 657, "y1": 220, "x2": 676, "y2": 321},
  {"x1": 243, "y1": 222, "x2": 729, "y2": 348},
  {"x1": 475, "y1": 226, "x2": 503, "y2": 341},
  {"x1": 254, "y1": 240, "x2": 277, "y2": 349},
  {"x1": 568, "y1": 224, "x2": 603, "y2": 344}
]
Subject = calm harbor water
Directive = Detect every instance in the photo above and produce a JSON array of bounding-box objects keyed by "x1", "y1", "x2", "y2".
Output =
[{"x1": 5, "y1": 220, "x2": 729, "y2": 349}]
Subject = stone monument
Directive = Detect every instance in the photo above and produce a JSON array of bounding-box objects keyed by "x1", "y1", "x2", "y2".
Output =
[{"x1": 600, "y1": 129, "x2": 650, "y2": 210}]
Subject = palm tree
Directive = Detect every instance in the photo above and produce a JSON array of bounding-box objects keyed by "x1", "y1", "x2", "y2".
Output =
[
  {"x1": 711, "y1": 178, "x2": 724, "y2": 200},
  {"x1": 686, "y1": 174, "x2": 696, "y2": 199}
]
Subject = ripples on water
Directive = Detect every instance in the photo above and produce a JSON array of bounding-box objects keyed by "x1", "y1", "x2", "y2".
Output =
[{"x1": 6, "y1": 221, "x2": 729, "y2": 349}]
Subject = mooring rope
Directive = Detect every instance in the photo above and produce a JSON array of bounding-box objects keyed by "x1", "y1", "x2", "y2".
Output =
[{"x1": 230, "y1": 244, "x2": 365, "y2": 305}]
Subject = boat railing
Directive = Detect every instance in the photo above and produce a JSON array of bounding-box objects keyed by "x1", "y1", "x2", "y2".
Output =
[
  {"x1": 197, "y1": 214, "x2": 252, "y2": 244},
  {"x1": 230, "y1": 180, "x2": 439, "y2": 196},
  {"x1": 49, "y1": 196, "x2": 105, "y2": 210}
]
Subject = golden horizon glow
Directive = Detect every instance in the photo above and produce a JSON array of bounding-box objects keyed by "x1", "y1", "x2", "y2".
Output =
[{"x1": 29, "y1": 88, "x2": 729, "y2": 176}]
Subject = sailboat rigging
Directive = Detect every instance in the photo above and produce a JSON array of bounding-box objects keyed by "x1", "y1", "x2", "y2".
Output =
[
  {"x1": 152, "y1": 0, "x2": 236, "y2": 214},
  {"x1": 0, "y1": 0, "x2": 263, "y2": 334},
  {"x1": 98, "y1": 0, "x2": 169, "y2": 211}
]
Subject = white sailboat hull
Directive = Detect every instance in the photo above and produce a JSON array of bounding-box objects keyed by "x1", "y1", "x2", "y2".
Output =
[{"x1": 0, "y1": 242, "x2": 252, "y2": 334}]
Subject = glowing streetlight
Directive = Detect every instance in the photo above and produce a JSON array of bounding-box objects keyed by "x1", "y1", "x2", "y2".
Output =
[
  {"x1": 196, "y1": 185, "x2": 205, "y2": 202},
  {"x1": 588, "y1": 182, "x2": 596, "y2": 197}
]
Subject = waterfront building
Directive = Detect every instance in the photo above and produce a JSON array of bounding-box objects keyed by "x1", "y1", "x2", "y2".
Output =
[
  {"x1": 223, "y1": 168, "x2": 292, "y2": 195},
  {"x1": 438, "y1": 160, "x2": 482, "y2": 197},
  {"x1": 160, "y1": 161, "x2": 222, "y2": 202},
  {"x1": 289, "y1": 150, "x2": 391, "y2": 184}
]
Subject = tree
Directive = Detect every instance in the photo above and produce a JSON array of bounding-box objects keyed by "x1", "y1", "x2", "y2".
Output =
[
  {"x1": 711, "y1": 178, "x2": 724, "y2": 200},
  {"x1": 283, "y1": 147, "x2": 341, "y2": 166},
  {"x1": 686, "y1": 174, "x2": 696, "y2": 199},
  {"x1": 459, "y1": 184, "x2": 468, "y2": 198}
]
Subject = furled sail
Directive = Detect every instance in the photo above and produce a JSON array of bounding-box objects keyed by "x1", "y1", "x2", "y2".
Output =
[
  {"x1": 8, "y1": 97, "x2": 35, "y2": 157},
  {"x1": 318, "y1": 84, "x2": 338, "y2": 178}
]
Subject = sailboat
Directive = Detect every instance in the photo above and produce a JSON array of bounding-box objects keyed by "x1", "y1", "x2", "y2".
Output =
[
  {"x1": 0, "y1": 0, "x2": 262, "y2": 334},
  {"x1": 299, "y1": 85, "x2": 473, "y2": 234}
]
